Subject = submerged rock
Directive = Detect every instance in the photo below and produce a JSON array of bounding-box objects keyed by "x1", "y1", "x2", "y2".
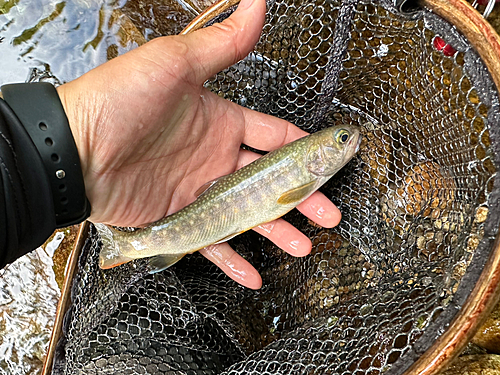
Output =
[{"x1": 441, "y1": 355, "x2": 500, "y2": 375}]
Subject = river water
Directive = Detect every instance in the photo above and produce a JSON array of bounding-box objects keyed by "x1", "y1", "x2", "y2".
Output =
[
  {"x1": 0, "y1": 0, "x2": 212, "y2": 373},
  {"x1": 0, "y1": 0, "x2": 212, "y2": 86},
  {"x1": 0, "y1": 232, "x2": 64, "y2": 375}
]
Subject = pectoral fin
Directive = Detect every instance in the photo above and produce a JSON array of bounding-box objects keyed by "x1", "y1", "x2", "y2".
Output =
[
  {"x1": 147, "y1": 254, "x2": 186, "y2": 274},
  {"x1": 277, "y1": 181, "x2": 317, "y2": 205}
]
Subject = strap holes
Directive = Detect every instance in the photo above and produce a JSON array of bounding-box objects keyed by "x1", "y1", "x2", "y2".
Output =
[
  {"x1": 59, "y1": 184, "x2": 66, "y2": 192},
  {"x1": 61, "y1": 197, "x2": 68, "y2": 205},
  {"x1": 51, "y1": 153, "x2": 59, "y2": 162},
  {"x1": 39, "y1": 122, "x2": 48, "y2": 131},
  {"x1": 45, "y1": 138, "x2": 53, "y2": 146}
]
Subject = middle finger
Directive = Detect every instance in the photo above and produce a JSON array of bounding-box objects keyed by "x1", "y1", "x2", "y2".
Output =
[{"x1": 253, "y1": 218, "x2": 312, "y2": 257}]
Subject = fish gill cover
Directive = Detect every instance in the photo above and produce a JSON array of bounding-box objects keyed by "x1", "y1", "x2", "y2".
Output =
[{"x1": 52, "y1": 0, "x2": 500, "y2": 374}]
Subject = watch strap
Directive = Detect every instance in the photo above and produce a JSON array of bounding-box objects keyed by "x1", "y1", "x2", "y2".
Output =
[{"x1": 1, "y1": 82, "x2": 91, "y2": 227}]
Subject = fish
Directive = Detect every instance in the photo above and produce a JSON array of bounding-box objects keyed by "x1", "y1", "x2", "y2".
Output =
[{"x1": 96, "y1": 124, "x2": 361, "y2": 272}]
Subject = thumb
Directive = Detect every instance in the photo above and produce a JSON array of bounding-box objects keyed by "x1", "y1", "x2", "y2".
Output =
[{"x1": 180, "y1": 0, "x2": 266, "y2": 85}]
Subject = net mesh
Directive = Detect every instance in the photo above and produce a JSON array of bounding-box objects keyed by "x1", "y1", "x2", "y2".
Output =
[{"x1": 51, "y1": 0, "x2": 500, "y2": 374}]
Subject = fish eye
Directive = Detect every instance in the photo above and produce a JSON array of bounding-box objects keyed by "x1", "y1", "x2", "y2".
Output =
[{"x1": 336, "y1": 129, "x2": 350, "y2": 144}]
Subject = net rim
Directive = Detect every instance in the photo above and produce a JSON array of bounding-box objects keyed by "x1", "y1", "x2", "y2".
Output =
[
  {"x1": 396, "y1": 3, "x2": 500, "y2": 375},
  {"x1": 180, "y1": 0, "x2": 240, "y2": 35},
  {"x1": 42, "y1": 221, "x2": 90, "y2": 375},
  {"x1": 42, "y1": 1, "x2": 500, "y2": 374},
  {"x1": 183, "y1": 0, "x2": 500, "y2": 373}
]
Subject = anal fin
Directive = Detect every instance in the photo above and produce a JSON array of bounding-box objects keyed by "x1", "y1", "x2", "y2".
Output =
[
  {"x1": 147, "y1": 254, "x2": 186, "y2": 274},
  {"x1": 213, "y1": 230, "x2": 247, "y2": 245}
]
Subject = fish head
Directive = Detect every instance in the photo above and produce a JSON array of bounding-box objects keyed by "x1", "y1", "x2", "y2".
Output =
[{"x1": 306, "y1": 124, "x2": 361, "y2": 176}]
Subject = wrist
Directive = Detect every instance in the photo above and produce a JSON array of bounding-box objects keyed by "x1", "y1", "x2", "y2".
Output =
[
  {"x1": 56, "y1": 84, "x2": 88, "y2": 178},
  {"x1": 56, "y1": 83, "x2": 96, "y2": 221}
]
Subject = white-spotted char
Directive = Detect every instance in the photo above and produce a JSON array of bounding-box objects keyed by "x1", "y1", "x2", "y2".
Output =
[{"x1": 97, "y1": 125, "x2": 362, "y2": 272}]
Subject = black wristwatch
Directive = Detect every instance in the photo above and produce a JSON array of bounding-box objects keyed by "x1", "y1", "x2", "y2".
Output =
[{"x1": 1, "y1": 82, "x2": 91, "y2": 228}]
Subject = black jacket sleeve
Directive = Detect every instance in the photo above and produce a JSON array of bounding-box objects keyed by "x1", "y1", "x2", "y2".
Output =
[{"x1": 0, "y1": 98, "x2": 56, "y2": 268}]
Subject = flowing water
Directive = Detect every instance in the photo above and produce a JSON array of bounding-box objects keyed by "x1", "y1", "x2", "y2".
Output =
[
  {"x1": 0, "y1": 233, "x2": 64, "y2": 375},
  {"x1": 0, "y1": 0, "x2": 212, "y2": 373},
  {"x1": 0, "y1": 0, "x2": 213, "y2": 87},
  {"x1": 4, "y1": 1, "x2": 500, "y2": 374}
]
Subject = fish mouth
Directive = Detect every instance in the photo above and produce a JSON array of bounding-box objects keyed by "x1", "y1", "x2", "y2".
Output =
[
  {"x1": 349, "y1": 133, "x2": 362, "y2": 153},
  {"x1": 355, "y1": 135, "x2": 362, "y2": 152}
]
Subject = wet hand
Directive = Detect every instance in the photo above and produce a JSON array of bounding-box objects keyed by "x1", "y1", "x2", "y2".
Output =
[{"x1": 57, "y1": 0, "x2": 341, "y2": 289}]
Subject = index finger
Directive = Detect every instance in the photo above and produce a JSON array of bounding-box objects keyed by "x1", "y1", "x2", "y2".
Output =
[{"x1": 240, "y1": 105, "x2": 309, "y2": 151}]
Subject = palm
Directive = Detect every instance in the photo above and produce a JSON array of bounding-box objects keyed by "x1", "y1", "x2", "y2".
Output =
[
  {"x1": 57, "y1": 0, "x2": 342, "y2": 289},
  {"x1": 73, "y1": 56, "x2": 249, "y2": 226}
]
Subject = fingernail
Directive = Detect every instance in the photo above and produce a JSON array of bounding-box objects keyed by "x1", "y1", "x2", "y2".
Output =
[
  {"x1": 316, "y1": 206, "x2": 326, "y2": 219},
  {"x1": 238, "y1": 0, "x2": 255, "y2": 11},
  {"x1": 258, "y1": 221, "x2": 275, "y2": 234},
  {"x1": 225, "y1": 260, "x2": 247, "y2": 281},
  {"x1": 289, "y1": 240, "x2": 300, "y2": 251}
]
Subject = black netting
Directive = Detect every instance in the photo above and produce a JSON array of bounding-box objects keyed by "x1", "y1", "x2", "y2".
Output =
[{"x1": 52, "y1": 1, "x2": 500, "y2": 374}]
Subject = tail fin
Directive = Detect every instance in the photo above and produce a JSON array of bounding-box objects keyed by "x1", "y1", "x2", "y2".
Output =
[{"x1": 95, "y1": 223, "x2": 134, "y2": 269}]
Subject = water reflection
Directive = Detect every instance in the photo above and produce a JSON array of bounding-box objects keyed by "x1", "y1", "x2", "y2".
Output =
[
  {"x1": 0, "y1": 0, "x2": 204, "y2": 86},
  {"x1": 0, "y1": 241, "x2": 61, "y2": 375},
  {"x1": 2, "y1": 0, "x2": 112, "y2": 84},
  {"x1": 0, "y1": 0, "x2": 216, "y2": 373}
]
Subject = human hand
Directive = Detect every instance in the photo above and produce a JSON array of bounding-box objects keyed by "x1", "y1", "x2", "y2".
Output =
[{"x1": 56, "y1": 0, "x2": 341, "y2": 289}]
